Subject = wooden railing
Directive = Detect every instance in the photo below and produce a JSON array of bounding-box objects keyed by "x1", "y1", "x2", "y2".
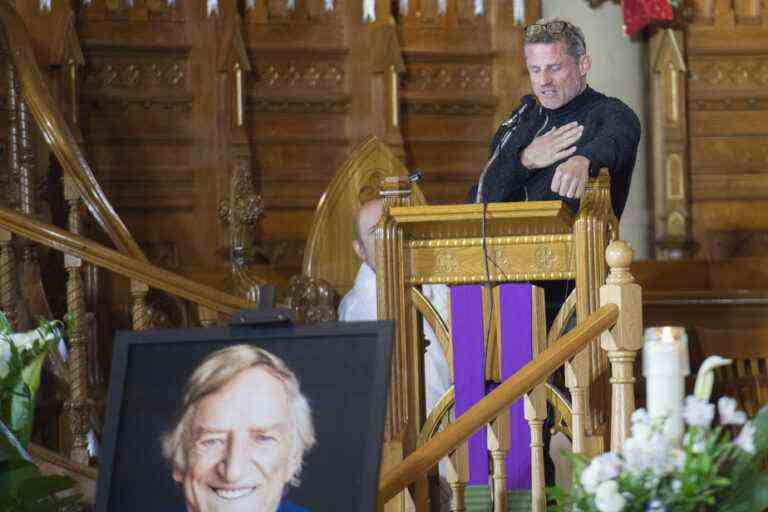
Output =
[
  {"x1": 0, "y1": 0, "x2": 145, "y2": 261},
  {"x1": 0, "y1": 207, "x2": 251, "y2": 315},
  {"x1": 378, "y1": 303, "x2": 620, "y2": 504}
]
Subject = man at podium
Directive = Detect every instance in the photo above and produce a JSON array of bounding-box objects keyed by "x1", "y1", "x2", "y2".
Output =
[
  {"x1": 470, "y1": 17, "x2": 641, "y2": 325},
  {"x1": 470, "y1": 18, "x2": 640, "y2": 218}
]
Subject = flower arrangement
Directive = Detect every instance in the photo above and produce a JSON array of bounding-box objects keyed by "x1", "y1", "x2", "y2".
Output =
[
  {"x1": 0, "y1": 311, "x2": 83, "y2": 511},
  {"x1": 548, "y1": 356, "x2": 768, "y2": 512}
]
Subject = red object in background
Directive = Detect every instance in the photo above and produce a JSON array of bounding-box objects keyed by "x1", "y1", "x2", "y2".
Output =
[{"x1": 623, "y1": 0, "x2": 674, "y2": 36}]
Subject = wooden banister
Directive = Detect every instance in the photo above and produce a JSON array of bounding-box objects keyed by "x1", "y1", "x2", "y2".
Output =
[
  {"x1": 0, "y1": 1, "x2": 146, "y2": 262},
  {"x1": 0, "y1": 207, "x2": 251, "y2": 315},
  {"x1": 378, "y1": 303, "x2": 619, "y2": 504}
]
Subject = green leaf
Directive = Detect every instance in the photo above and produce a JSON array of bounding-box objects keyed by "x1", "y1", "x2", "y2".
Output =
[
  {"x1": 0, "y1": 459, "x2": 40, "y2": 499},
  {"x1": 719, "y1": 471, "x2": 768, "y2": 512},
  {"x1": 0, "y1": 419, "x2": 30, "y2": 463},
  {"x1": 17, "y1": 475, "x2": 75, "y2": 501},
  {"x1": 4, "y1": 378, "x2": 33, "y2": 448}
]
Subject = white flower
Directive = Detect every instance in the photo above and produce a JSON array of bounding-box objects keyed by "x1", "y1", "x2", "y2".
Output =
[
  {"x1": 0, "y1": 327, "x2": 60, "y2": 379},
  {"x1": 694, "y1": 355, "x2": 732, "y2": 401},
  {"x1": 718, "y1": 396, "x2": 747, "y2": 425},
  {"x1": 594, "y1": 480, "x2": 626, "y2": 512},
  {"x1": 632, "y1": 422, "x2": 653, "y2": 441},
  {"x1": 580, "y1": 453, "x2": 622, "y2": 493},
  {"x1": 622, "y1": 428, "x2": 680, "y2": 477},
  {"x1": 682, "y1": 396, "x2": 715, "y2": 428},
  {"x1": 631, "y1": 408, "x2": 650, "y2": 426},
  {"x1": 734, "y1": 422, "x2": 756, "y2": 454}
]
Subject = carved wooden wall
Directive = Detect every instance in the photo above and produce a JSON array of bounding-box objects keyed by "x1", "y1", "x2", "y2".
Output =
[
  {"x1": 397, "y1": 0, "x2": 539, "y2": 205},
  {"x1": 650, "y1": 0, "x2": 768, "y2": 259},
  {"x1": 12, "y1": 0, "x2": 538, "y2": 303}
]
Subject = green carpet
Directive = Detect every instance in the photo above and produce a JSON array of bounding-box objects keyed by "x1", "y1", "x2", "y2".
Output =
[{"x1": 464, "y1": 485, "x2": 533, "y2": 511}]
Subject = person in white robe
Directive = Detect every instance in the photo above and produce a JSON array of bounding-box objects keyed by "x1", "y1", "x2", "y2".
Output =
[{"x1": 338, "y1": 199, "x2": 451, "y2": 415}]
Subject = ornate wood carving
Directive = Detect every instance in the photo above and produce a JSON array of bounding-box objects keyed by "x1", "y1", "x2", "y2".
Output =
[
  {"x1": 690, "y1": 57, "x2": 768, "y2": 89},
  {"x1": 649, "y1": 28, "x2": 694, "y2": 259}
]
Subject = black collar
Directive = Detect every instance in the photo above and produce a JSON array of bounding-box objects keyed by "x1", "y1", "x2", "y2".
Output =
[{"x1": 540, "y1": 85, "x2": 597, "y2": 118}]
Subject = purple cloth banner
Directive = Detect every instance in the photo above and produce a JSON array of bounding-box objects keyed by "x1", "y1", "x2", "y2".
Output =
[
  {"x1": 498, "y1": 283, "x2": 533, "y2": 490},
  {"x1": 450, "y1": 285, "x2": 488, "y2": 484}
]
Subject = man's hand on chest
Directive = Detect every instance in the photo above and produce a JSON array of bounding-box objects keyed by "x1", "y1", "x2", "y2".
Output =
[{"x1": 520, "y1": 121, "x2": 584, "y2": 170}]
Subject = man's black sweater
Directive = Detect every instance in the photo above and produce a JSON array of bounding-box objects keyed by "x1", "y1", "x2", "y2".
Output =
[
  {"x1": 469, "y1": 86, "x2": 641, "y2": 219},
  {"x1": 469, "y1": 86, "x2": 641, "y2": 328}
]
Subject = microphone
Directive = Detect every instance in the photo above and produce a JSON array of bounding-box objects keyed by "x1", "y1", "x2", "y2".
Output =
[
  {"x1": 475, "y1": 97, "x2": 535, "y2": 203},
  {"x1": 408, "y1": 169, "x2": 423, "y2": 183}
]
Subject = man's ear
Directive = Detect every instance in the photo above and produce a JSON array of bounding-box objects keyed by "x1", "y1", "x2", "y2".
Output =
[
  {"x1": 579, "y1": 54, "x2": 592, "y2": 76},
  {"x1": 352, "y1": 240, "x2": 365, "y2": 260},
  {"x1": 173, "y1": 468, "x2": 183, "y2": 483}
]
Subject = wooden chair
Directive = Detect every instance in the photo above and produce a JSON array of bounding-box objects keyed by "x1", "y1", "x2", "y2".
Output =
[
  {"x1": 697, "y1": 327, "x2": 768, "y2": 417},
  {"x1": 285, "y1": 136, "x2": 426, "y2": 321}
]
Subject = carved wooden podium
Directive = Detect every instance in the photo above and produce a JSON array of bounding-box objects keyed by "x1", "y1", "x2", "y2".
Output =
[{"x1": 375, "y1": 171, "x2": 616, "y2": 511}]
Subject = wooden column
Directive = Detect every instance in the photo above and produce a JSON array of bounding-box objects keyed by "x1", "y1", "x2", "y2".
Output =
[
  {"x1": 525, "y1": 387, "x2": 547, "y2": 512},
  {"x1": 446, "y1": 443, "x2": 468, "y2": 512},
  {"x1": 487, "y1": 412, "x2": 509, "y2": 512},
  {"x1": 376, "y1": 175, "x2": 423, "y2": 512},
  {"x1": 600, "y1": 240, "x2": 643, "y2": 452},
  {"x1": 131, "y1": 280, "x2": 150, "y2": 331},
  {"x1": 64, "y1": 252, "x2": 89, "y2": 464},
  {"x1": 198, "y1": 305, "x2": 218, "y2": 327},
  {"x1": 649, "y1": 28, "x2": 693, "y2": 259},
  {"x1": 61, "y1": 174, "x2": 90, "y2": 463},
  {"x1": 0, "y1": 229, "x2": 16, "y2": 328}
]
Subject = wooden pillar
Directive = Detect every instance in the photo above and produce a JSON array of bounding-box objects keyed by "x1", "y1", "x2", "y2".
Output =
[
  {"x1": 599, "y1": 240, "x2": 643, "y2": 452},
  {"x1": 0, "y1": 229, "x2": 16, "y2": 328},
  {"x1": 487, "y1": 412, "x2": 509, "y2": 512},
  {"x1": 525, "y1": 387, "x2": 547, "y2": 512},
  {"x1": 131, "y1": 280, "x2": 150, "y2": 331},
  {"x1": 649, "y1": 28, "x2": 693, "y2": 259},
  {"x1": 446, "y1": 443, "x2": 468, "y2": 512},
  {"x1": 198, "y1": 305, "x2": 218, "y2": 327},
  {"x1": 64, "y1": 252, "x2": 89, "y2": 464}
]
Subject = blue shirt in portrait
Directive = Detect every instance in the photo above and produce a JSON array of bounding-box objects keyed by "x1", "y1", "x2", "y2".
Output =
[{"x1": 278, "y1": 500, "x2": 309, "y2": 512}]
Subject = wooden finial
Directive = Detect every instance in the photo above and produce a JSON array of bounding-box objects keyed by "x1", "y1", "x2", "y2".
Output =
[{"x1": 606, "y1": 240, "x2": 634, "y2": 285}]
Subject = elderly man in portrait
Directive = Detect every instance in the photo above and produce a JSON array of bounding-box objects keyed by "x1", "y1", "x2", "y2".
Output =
[{"x1": 163, "y1": 345, "x2": 315, "y2": 512}]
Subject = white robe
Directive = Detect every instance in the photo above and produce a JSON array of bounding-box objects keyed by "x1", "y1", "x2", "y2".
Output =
[{"x1": 338, "y1": 263, "x2": 452, "y2": 413}]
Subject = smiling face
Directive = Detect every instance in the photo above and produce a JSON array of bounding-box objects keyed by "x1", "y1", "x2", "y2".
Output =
[
  {"x1": 524, "y1": 41, "x2": 590, "y2": 110},
  {"x1": 174, "y1": 367, "x2": 297, "y2": 512}
]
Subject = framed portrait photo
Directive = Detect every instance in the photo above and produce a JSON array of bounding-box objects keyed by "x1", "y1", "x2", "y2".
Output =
[{"x1": 96, "y1": 319, "x2": 393, "y2": 512}]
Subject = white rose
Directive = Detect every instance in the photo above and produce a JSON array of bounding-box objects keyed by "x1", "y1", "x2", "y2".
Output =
[
  {"x1": 718, "y1": 396, "x2": 747, "y2": 426},
  {"x1": 682, "y1": 396, "x2": 715, "y2": 428},
  {"x1": 580, "y1": 453, "x2": 622, "y2": 494},
  {"x1": 734, "y1": 422, "x2": 756, "y2": 454},
  {"x1": 594, "y1": 480, "x2": 626, "y2": 512}
]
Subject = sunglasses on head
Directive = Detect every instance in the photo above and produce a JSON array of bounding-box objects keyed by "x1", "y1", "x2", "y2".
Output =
[{"x1": 524, "y1": 21, "x2": 586, "y2": 48}]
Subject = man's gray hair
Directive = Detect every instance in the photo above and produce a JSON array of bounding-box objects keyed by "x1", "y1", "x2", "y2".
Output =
[
  {"x1": 524, "y1": 17, "x2": 587, "y2": 62},
  {"x1": 162, "y1": 345, "x2": 316, "y2": 486}
]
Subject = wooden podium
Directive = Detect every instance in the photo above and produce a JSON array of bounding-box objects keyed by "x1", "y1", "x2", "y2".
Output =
[{"x1": 375, "y1": 171, "x2": 616, "y2": 510}]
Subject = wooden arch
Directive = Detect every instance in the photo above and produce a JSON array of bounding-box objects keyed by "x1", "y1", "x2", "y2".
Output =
[{"x1": 302, "y1": 136, "x2": 426, "y2": 297}]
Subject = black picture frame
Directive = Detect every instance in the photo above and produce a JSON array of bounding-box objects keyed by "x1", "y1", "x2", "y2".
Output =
[{"x1": 95, "y1": 319, "x2": 393, "y2": 512}]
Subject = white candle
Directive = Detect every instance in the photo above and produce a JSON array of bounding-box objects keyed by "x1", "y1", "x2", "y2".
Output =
[{"x1": 643, "y1": 326, "x2": 690, "y2": 441}]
